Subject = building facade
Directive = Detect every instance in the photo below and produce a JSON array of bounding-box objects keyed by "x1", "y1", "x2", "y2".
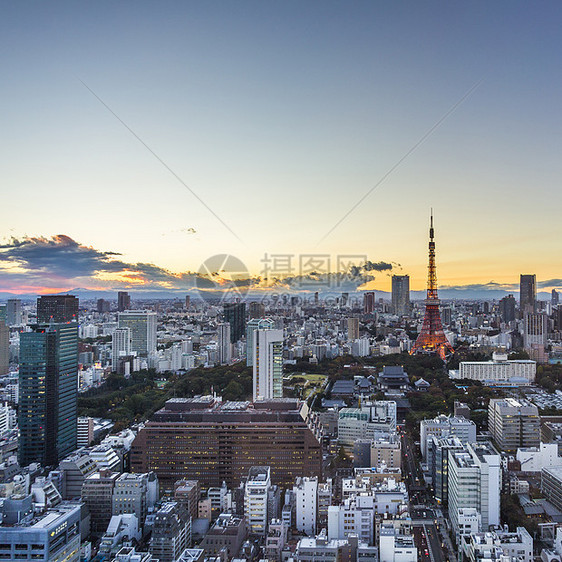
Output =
[{"x1": 19, "y1": 323, "x2": 78, "y2": 466}]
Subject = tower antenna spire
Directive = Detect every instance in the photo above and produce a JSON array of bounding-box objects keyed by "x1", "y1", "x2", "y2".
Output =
[{"x1": 410, "y1": 212, "x2": 454, "y2": 360}]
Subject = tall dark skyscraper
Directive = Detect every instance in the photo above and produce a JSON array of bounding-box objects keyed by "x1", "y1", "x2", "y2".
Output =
[
  {"x1": 552, "y1": 289, "x2": 560, "y2": 306},
  {"x1": 118, "y1": 291, "x2": 131, "y2": 312},
  {"x1": 520, "y1": 274, "x2": 536, "y2": 315},
  {"x1": 97, "y1": 298, "x2": 110, "y2": 313},
  {"x1": 363, "y1": 292, "x2": 375, "y2": 314},
  {"x1": 18, "y1": 323, "x2": 79, "y2": 466},
  {"x1": 499, "y1": 294, "x2": 516, "y2": 324},
  {"x1": 391, "y1": 275, "x2": 410, "y2": 316},
  {"x1": 223, "y1": 302, "x2": 246, "y2": 343},
  {"x1": 37, "y1": 295, "x2": 78, "y2": 323}
]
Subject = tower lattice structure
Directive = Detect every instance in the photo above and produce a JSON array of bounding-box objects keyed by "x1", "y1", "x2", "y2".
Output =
[{"x1": 410, "y1": 213, "x2": 454, "y2": 360}]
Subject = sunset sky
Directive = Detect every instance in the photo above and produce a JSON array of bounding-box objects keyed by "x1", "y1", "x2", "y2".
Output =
[{"x1": 1, "y1": 2, "x2": 561, "y2": 295}]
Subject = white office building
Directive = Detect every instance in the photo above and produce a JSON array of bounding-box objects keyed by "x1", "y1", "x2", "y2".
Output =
[
  {"x1": 516, "y1": 443, "x2": 562, "y2": 472},
  {"x1": 450, "y1": 352, "x2": 536, "y2": 386},
  {"x1": 112, "y1": 328, "x2": 132, "y2": 371},
  {"x1": 253, "y1": 328, "x2": 283, "y2": 401},
  {"x1": 244, "y1": 466, "x2": 271, "y2": 535},
  {"x1": 293, "y1": 477, "x2": 318, "y2": 536},
  {"x1": 379, "y1": 522, "x2": 418, "y2": 562},
  {"x1": 118, "y1": 311, "x2": 157, "y2": 357},
  {"x1": 246, "y1": 318, "x2": 274, "y2": 366},
  {"x1": 448, "y1": 443, "x2": 501, "y2": 543},
  {"x1": 420, "y1": 415, "x2": 477, "y2": 461}
]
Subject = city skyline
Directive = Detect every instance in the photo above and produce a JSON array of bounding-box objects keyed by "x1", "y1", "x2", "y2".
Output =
[{"x1": 2, "y1": 2, "x2": 561, "y2": 296}]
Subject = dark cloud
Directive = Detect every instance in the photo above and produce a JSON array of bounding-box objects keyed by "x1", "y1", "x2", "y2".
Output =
[
  {"x1": 363, "y1": 261, "x2": 393, "y2": 272},
  {"x1": 0, "y1": 234, "x2": 263, "y2": 293},
  {"x1": 440, "y1": 281, "x2": 518, "y2": 291},
  {"x1": 538, "y1": 279, "x2": 562, "y2": 289}
]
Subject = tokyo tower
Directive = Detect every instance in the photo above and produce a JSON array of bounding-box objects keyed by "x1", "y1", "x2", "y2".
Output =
[{"x1": 410, "y1": 212, "x2": 454, "y2": 360}]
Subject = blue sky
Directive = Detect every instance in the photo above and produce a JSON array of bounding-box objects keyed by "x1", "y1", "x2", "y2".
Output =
[{"x1": 1, "y1": 1, "x2": 561, "y2": 294}]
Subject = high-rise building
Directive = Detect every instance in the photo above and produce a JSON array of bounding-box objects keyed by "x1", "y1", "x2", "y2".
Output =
[
  {"x1": 117, "y1": 291, "x2": 131, "y2": 312},
  {"x1": 0, "y1": 320, "x2": 8, "y2": 376},
  {"x1": 112, "y1": 327, "x2": 132, "y2": 371},
  {"x1": 524, "y1": 312, "x2": 548, "y2": 349},
  {"x1": 131, "y1": 397, "x2": 322, "y2": 491},
  {"x1": 77, "y1": 417, "x2": 94, "y2": 447},
  {"x1": 420, "y1": 415, "x2": 477, "y2": 461},
  {"x1": 391, "y1": 275, "x2": 410, "y2": 316},
  {"x1": 97, "y1": 298, "x2": 110, "y2": 313},
  {"x1": 363, "y1": 292, "x2": 375, "y2": 314},
  {"x1": 185, "y1": 295, "x2": 191, "y2": 310},
  {"x1": 246, "y1": 318, "x2": 274, "y2": 366},
  {"x1": 249, "y1": 301, "x2": 266, "y2": 319},
  {"x1": 499, "y1": 294, "x2": 516, "y2": 324},
  {"x1": 448, "y1": 442, "x2": 501, "y2": 543},
  {"x1": 293, "y1": 476, "x2": 318, "y2": 536},
  {"x1": 488, "y1": 398, "x2": 540, "y2": 452},
  {"x1": 223, "y1": 302, "x2": 246, "y2": 343},
  {"x1": 36, "y1": 295, "x2": 78, "y2": 324},
  {"x1": 5, "y1": 298, "x2": 22, "y2": 326},
  {"x1": 347, "y1": 318, "x2": 360, "y2": 341},
  {"x1": 520, "y1": 274, "x2": 536, "y2": 315},
  {"x1": 217, "y1": 323, "x2": 232, "y2": 364},
  {"x1": 244, "y1": 466, "x2": 272, "y2": 535},
  {"x1": 118, "y1": 311, "x2": 157, "y2": 357},
  {"x1": 552, "y1": 289, "x2": 560, "y2": 306},
  {"x1": 19, "y1": 323, "x2": 78, "y2": 466},
  {"x1": 253, "y1": 328, "x2": 284, "y2": 401}
]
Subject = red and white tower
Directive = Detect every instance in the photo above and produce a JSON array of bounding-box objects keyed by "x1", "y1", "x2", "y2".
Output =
[{"x1": 410, "y1": 212, "x2": 454, "y2": 360}]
